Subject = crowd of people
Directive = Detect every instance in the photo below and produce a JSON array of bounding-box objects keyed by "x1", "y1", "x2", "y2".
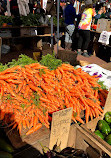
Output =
[
  {"x1": 63, "y1": 0, "x2": 111, "y2": 57},
  {"x1": 0, "y1": 0, "x2": 111, "y2": 57}
]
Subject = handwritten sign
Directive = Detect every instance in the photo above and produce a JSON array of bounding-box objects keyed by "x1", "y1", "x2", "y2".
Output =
[
  {"x1": 49, "y1": 107, "x2": 73, "y2": 150},
  {"x1": 102, "y1": 88, "x2": 111, "y2": 119}
]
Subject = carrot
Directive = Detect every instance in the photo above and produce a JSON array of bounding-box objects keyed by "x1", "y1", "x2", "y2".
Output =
[
  {"x1": 25, "y1": 106, "x2": 32, "y2": 115},
  {"x1": 71, "y1": 116, "x2": 77, "y2": 123},
  {"x1": 15, "y1": 95, "x2": 28, "y2": 104},
  {"x1": 0, "y1": 111, "x2": 5, "y2": 120},
  {"x1": 12, "y1": 122, "x2": 18, "y2": 130},
  {"x1": 85, "y1": 106, "x2": 90, "y2": 123},
  {"x1": 33, "y1": 115, "x2": 38, "y2": 129},
  {"x1": 28, "y1": 83, "x2": 41, "y2": 92},
  {"x1": 24, "y1": 86, "x2": 30, "y2": 98},
  {"x1": 40, "y1": 97, "x2": 52, "y2": 104},
  {"x1": 6, "y1": 83, "x2": 16, "y2": 97},
  {"x1": 1, "y1": 86, "x2": 4, "y2": 97},
  {"x1": 75, "y1": 116, "x2": 84, "y2": 124},
  {"x1": 26, "y1": 123, "x2": 42, "y2": 135},
  {"x1": 25, "y1": 119, "x2": 30, "y2": 128},
  {"x1": 38, "y1": 113, "x2": 49, "y2": 129},
  {"x1": 0, "y1": 80, "x2": 7, "y2": 85},
  {"x1": 0, "y1": 65, "x2": 21, "y2": 75},
  {"x1": 22, "y1": 119, "x2": 26, "y2": 129}
]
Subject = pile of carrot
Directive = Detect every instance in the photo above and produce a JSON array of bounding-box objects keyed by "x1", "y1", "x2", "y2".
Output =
[{"x1": 0, "y1": 63, "x2": 108, "y2": 135}]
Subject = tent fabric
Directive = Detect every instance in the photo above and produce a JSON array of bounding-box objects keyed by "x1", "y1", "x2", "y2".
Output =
[{"x1": 17, "y1": 0, "x2": 30, "y2": 16}]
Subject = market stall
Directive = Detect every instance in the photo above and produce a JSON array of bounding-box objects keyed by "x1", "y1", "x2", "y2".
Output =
[
  {"x1": 0, "y1": 53, "x2": 111, "y2": 158},
  {"x1": 0, "y1": 1, "x2": 111, "y2": 158}
]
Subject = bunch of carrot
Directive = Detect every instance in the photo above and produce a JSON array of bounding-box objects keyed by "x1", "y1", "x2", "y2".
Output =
[{"x1": 0, "y1": 63, "x2": 108, "y2": 135}]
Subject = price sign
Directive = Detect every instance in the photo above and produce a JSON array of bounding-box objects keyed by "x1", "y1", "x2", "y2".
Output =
[{"x1": 49, "y1": 107, "x2": 73, "y2": 150}]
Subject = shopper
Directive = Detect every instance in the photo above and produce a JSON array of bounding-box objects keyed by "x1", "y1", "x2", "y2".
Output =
[
  {"x1": 34, "y1": 2, "x2": 45, "y2": 15},
  {"x1": 64, "y1": 0, "x2": 76, "y2": 51},
  {"x1": 29, "y1": 0, "x2": 34, "y2": 13},
  {"x1": 77, "y1": 0, "x2": 101, "y2": 57},
  {"x1": 10, "y1": 0, "x2": 20, "y2": 17},
  {"x1": 0, "y1": 0, "x2": 6, "y2": 15}
]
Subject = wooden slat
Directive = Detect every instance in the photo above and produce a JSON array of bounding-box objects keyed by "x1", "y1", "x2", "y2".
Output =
[
  {"x1": 78, "y1": 124, "x2": 111, "y2": 157},
  {"x1": 5, "y1": 126, "x2": 50, "y2": 150}
]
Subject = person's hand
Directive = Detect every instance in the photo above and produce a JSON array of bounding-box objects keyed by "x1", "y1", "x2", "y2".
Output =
[{"x1": 98, "y1": 8, "x2": 103, "y2": 15}]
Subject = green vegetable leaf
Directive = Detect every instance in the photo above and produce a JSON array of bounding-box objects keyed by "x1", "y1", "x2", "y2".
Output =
[{"x1": 40, "y1": 53, "x2": 62, "y2": 70}]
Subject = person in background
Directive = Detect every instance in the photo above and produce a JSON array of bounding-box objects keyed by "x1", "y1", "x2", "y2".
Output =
[
  {"x1": 77, "y1": 0, "x2": 102, "y2": 57},
  {"x1": 101, "y1": 4, "x2": 111, "y2": 19},
  {"x1": 10, "y1": 0, "x2": 19, "y2": 17},
  {"x1": 73, "y1": 0, "x2": 81, "y2": 15},
  {"x1": 64, "y1": 0, "x2": 76, "y2": 51},
  {"x1": 34, "y1": 2, "x2": 45, "y2": 15},
  {"x1": 0, "y1": 0, "x2": 6, "y2": 15},
  {"x1": 94, "y1": 3, "x2": 110, "y2": 24},
  {"x1": 29, "y1": 0, "x2": 34, "y2": 13}
]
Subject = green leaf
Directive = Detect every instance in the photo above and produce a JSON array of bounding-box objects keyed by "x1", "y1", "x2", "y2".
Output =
[
  {"x1": 73, "y1": 112, "x2": 77, "y2": 118},
  {"x1": 21, "y1": 104, "x2": 25, "y2": 109},
  {"x1": 97, "y1": 81, "x2": 108, "y2": 90},
  {"x1": 40, "y1": 54, "x2": 62, "y2": 70}
]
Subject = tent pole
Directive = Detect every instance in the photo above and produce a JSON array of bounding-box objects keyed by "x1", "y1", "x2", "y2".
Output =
[
  {"x1": 51, "y1": 16, "x2": 53, "y2": 52},
  {"x1": 57, "y1": 0, "x2": 60, "y2": 57}
]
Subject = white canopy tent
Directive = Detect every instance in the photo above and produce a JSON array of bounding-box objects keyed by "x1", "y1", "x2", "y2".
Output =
[
  {"x1": 17, "y1": 0, "x2": 30, "y2": 16},
  {"x1": 6, "y1": 0, "x2": 30, "y2": 16}
]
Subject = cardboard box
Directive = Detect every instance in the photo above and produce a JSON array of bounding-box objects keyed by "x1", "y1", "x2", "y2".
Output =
[{"x1": 96, "y1": 19, "x2": 111, "y2": 33}]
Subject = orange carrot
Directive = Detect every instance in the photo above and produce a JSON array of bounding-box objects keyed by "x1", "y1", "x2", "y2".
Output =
[{"x1": 26, "y1": 123, "x2": 42, "y2": 135}]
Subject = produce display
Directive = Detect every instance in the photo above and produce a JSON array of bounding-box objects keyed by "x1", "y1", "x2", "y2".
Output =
[
  {"x1": 0, "y1": 54, "x2": 108, "y2": 136},
  {"x1": 0, "y1": 14, "x2": 46, "y2": 27},
  {"x1": 94, "y1": 112, "x2": 111, "y2": 145}
]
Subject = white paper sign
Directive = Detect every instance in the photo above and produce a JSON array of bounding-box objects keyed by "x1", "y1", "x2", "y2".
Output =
[{"x1": 98, "y1": 31, "x2": 111, "y2": 45}]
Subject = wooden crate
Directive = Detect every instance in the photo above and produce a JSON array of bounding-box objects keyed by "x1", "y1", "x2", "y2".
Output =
[
  {"x1": 5, "y1": 123, "x2": 111, "y2": 158},
  {"x1": 5, "y1": 126, "x2": 50, "y2": 151},
  {"x1": 20, "y1": 28, "x2": 30, "y2": 36},
  {"x1": 81, "y1": 118, "x2": 111, "y2": 157},
  {"x1": 80, "y1": 89, "x2": 111, "y2": 157},
  {"x1": 68, "y1": 124, "x2": 104, "y2": 158}
]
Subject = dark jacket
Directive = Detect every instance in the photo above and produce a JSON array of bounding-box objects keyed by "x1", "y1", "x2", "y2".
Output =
[{"x1": 64, "y1": 3, "x2": 76, "y2": 25}]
